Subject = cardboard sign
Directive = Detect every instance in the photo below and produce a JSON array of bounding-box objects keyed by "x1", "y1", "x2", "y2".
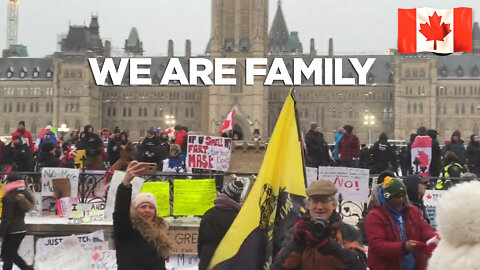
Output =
[
  {"x1": 141, "y1": 182, "x2": 171, "y2": 217},
  {"x1": 41, "y1": 167, "x2": 79, "y2": 197},
  {"x1": 423, "y1": 190, "x2": 445, "y2": 207},
  {"x1": 167, "y1": 227, "x2": 199, "y2": 254},
  {"x1": 104, "y1": 171, "x2": 145, "y2": 220},
  {"x1": 173, "y1": 179, "x2": 216, "y2": 216},
  {"x1": 317, "y1": 166, "x2": 370, "y2": 203},
  {"x1": 186, "y1": 135, "x2": 232, "y2": 171}
]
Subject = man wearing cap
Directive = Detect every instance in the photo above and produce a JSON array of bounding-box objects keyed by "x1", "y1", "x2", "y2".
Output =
[
  {"x1": 273, "y1": 180, "x2": 366, "y2": 269},
  {"x1": 11, "y1": 121, "x2": 34, "y2": 152},
  {"x1": 365, "y1": 177, "x2": 437, "y2": 270},
  {"x1": 304, "y1": 123, "x2": 330, "y2": 167},
  {"x1": 198, "y1": 180, "x2": 244, "y2": 270}
]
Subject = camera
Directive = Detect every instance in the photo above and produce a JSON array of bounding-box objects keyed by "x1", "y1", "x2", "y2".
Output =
[{"x1": 312, "y1": 217, "x2": 330, "y2": 238}]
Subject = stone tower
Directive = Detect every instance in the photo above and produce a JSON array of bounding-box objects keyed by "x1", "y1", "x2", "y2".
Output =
[{"x1": 206, "y1": 0, "x2": 269, "y2": 139}]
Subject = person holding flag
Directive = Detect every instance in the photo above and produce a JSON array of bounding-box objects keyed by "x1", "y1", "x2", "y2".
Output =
[
  {"x1": 272, "y1": 180, "x2": 367, "y2": 269},
  {"x1": 218, "y1": 108, "x2": 235, "y2": 136}
]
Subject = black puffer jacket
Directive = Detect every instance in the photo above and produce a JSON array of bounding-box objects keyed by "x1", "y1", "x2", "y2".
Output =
[{"x1": 0, "y1": 188, "x2": 34, "y2": 237}]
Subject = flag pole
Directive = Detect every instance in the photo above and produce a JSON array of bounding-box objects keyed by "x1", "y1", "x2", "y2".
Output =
[{"x1": 291, "y1": 89, "x2": 308, "y2": 188}]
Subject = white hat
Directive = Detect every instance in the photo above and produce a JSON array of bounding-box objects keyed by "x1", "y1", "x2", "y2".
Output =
[
  {"x1": 45, "y1": 125, "x2": 52, "y2": 130},
  {"x1": 132, "y1": 193, "x2": 157, "y2": 212}
]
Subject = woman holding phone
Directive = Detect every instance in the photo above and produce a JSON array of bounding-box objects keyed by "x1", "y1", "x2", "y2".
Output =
[{"x1": 113, "y1": 161, "x2": 171, "y2": 270}]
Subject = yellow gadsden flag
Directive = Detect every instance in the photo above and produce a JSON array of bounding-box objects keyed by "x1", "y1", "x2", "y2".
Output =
[{"x1": 209, "y1": 89, "x2": 307, "y2": 270}]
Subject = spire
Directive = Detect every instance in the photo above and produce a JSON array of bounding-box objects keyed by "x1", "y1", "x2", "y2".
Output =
[
  {"x1": 473, "y1": 22, "x2": 480, "y2": 41},
  {"x1": 268, "y1": 3, "x2": 289, "y2": 53},
  {"x1": 124, "y1": 27, "x2": 143, "y2": 56}
]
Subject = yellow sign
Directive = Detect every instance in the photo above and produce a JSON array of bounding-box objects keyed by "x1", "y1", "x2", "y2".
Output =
[
  {"x1": 141, "y1": 182, "x2": 171, "y2": 217},
  {"x1": 173, "y1": 179, "x2": 216, "y2": 216},
  {"x1": 74, "y1": 150, "x2": 86, "y2": 169}
]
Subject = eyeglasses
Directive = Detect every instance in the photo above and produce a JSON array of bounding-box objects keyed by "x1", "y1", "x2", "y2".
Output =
[{"x1": 310, "y1": 196, "x2": 334, "y2": 204}]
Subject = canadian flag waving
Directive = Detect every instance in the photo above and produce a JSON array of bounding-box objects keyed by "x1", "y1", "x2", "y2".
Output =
[
  {"x1": 398, "y1": 7, "x2": 472, "y2": 54},
  {"x1": 218, "y1": 109, "x2": 235, "y2": 135}
]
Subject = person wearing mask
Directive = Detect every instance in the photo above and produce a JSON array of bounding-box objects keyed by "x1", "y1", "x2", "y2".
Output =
[
  {"x1": 338, "y1": 125, "x2": 360, "y2": 167},
  {"x1": 3, "y1": 136, "x2": 33, "y2": 172},
  {"x1": 370, "y1": 133, "x2": 395, "y2": 174},
  {"x1": 403, "y1": 175, "x2": 430, "y2": 223},
  {"x1": 273, "y1": 180, "x2": 367, "y2": 269},
  {"x1": 365, "y1": 177, "x2": 437, "y2": 270},
  {"x1": 162, "y1": 144, "x2": 186, "y2": 173},
  {"x1": 11, "y1": 121, "x2": 34, "y2": 153},
  {"x1": 442, "y1": 130, "x2": 466, "y2": 165},
  {"x1": 466, "y1": 134, "x2": 480, "y2": 176},
  {"x1": 0, "y1": 174, "x2": 35, "y2": 270},
  {"x1": 114, "y1": 161, "x2": 171, "y2": 270},
  {"x1": 198, "y1": 180, "x2": 245, "y2": 270},
  {"x1": 304, "y1": 123, "x2": 330, "y2": 167}
]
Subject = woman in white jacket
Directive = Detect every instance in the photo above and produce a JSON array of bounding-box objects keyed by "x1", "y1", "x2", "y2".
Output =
[{"x1": 428, "y1": 181, "x2": 480, "y2": 270}]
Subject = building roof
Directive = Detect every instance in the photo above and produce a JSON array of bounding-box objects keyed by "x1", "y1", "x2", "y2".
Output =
[
  {"x1": 60, "y1": 16, "x2": 103, "y2": 55},
  {"x1": 0, "y1": 58, "x2": 54, "y2": 80},
  {"x1": 126, "y1": 27, "x2": 140, "y2": 47},
  {"x1": 7, "y1": 44, "x2": 28, "y2": 57},
  {"x1": 473, "y1": 22, "x2": 480, "y2": 42},
  {"x1": 268, "y1": 3, "x2": 289, "y2": 53},
  {"x1": 286, "y1": 31, "x2": 303, "y2": 53},
  {"x1": 437, "y1": 54, "x2": 480, "y2": 78}
]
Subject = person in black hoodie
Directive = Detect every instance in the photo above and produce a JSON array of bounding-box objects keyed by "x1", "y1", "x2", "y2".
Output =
[
  {"x1": 36, "y1": 142, "x2": 63, "y2": 170},
  {"x1": 467, "y1": 134, "x2": 480, "y2": 176},
  {"x1": 442, "y1": 130, "x2": 466, "y2": 165},
  {"x1": 403, "y1": 174, "x2": 430, "y2": 223},
  {"x1": 198, "y1": 180, "x2": 244, "y2": 270},
  {"x1": 370, "y1": 133, "x2": 394, "y2": 174},
  {"x1": 427, "y1": 130, "x2": 442, "y2": 178},
  {"x1": 139, "y1": 129, "x2": 161, "y2": 168},
  {"x1": 304, "y1": 123, "x2": 330, "y2": 167},
  {"x1": 0, "y1": 174, "x2": 34, "y2": 270},
  {"x1": 77, "y1": 125, "x2": 105, "y2": 169},
  {"x1": 114, "y1": 161, "x2": 171, "y2": 270},
  {"x1": 3, "y1": 136, "x2": 33, "y2": 172}
]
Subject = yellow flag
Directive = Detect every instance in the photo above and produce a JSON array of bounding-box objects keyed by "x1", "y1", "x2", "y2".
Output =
[{"x1": 209, "y1": 89, "x2": 306, "y2": 270}]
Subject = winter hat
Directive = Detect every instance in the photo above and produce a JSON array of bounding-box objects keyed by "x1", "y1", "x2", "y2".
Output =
[
  {"x1": 42, "y1": 141, "x2": 56, "y2": 152},
  {"x1": 223, "y1": 180, "x2": 244, "y2": 201},
  {"x1": 147, "y1": 128, "x2": 155, "y2": 135},
  {"x1": 310, "y1": 122, "x2": 319, "y2": 130},
  {"x1": 3, "y1": 180, "x2": 25, "y2": 195},
  {"x1": 377, "y1": 170, "x2": 395, "y2": 185},
  {"x1": 417, "y1": 126, "x2": 428, "y2": 135},
  {"x1": 18, "y1": 120, "x2": 25, "y2": 126},
  {"x1": 452, "y1": 130, "x2": 461, "y2": 138},
  {"x1": 132, "y1": 193, "x2": 157, "y2": 212},
  {"x1": 306, "y1": 180, "x2": 337, "y2": 197},
  {"x1": 45, "y1": 125, "x2": 52, "y2": 130},
  {"x1": 382, "y1": 176, "x2": 407, "y2": 199},
  {"x1": 83, "y1": 124, "x2": 93, "y2": 133}
]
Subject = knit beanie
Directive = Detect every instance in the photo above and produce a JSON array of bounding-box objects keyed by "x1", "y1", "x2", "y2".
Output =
[
  {"x1": 132, "y1": 193, "x2": 157, "y2": 212},
  {"x1": 382, "y1": 176, "x2": 407, "y2": 199},
  {"x1": 3, "y1": 180, "x2": 25, "y2": 195},
  {"x1": 223, "y1": 180, "x2": 244, "y2": 201}
]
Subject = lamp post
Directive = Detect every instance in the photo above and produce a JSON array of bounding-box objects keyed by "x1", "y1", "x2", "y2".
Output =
[
  {"x1": 363, "y1": 114, "x2": 375, "y2": 146},
  {"x1": 58, "y1": 123, "x2": 70, "y2": 141}
]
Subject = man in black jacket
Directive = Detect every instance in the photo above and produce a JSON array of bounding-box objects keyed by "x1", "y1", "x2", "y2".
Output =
[
  {"x1": 198, "y1": 180, "x2": 244, "y2": 270},
  {"x1": 140, "y1": 129, "x2": 162, "y2": 167},
  {"x1": 77, "y1": 125, "x2": 105, "y2": 169},
  {"x1": 304, "y1": 123, "x2": 330, "y2": 167},
  {"x1": 3, "y1": 136, "x2": 33, "y2": 172}
]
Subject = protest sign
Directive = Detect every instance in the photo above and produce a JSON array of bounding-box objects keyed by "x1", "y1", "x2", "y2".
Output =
[
  {"x1": 317, "y1": 166, "x2": 370, "y2": 203},
  {"x1": 74, "y1": 149, "x2": 86, "y2": 169},
  {"x1": 173, "y1": 179, "x2": 216, "y2": 216},
  {"x1": 104, "y1": 171, "x2": 145, "y2": 220},
  {"x1": 41, "y1": 167, "x2": 79, "y2": 197},
  {"x1": 70, "y1": 202, "x2": 106, "y2": 223},
  {"x1": 35, "y1": 235, "x2": 91, "y2": 270},
  {"x1": 426, "y1": 206, "x2": 437, "y2": 230},
  {"x1": 141, "y1": 182, "x2": 171, "y2": 217},
  {"x1": 167, "y1": 227, "x2": 199, "y2": 254},
  {"x1": 424, "y1": 190, "x2": 445, "y2": 207},
  {"x1": 186, "y1": 135, "x2": 232, "y2": 171},
  {"x1": 36, "y1": 230, "x2": 105, "y2": 255},
  {"x1": 166, "y1": 254, "x2": 200, "y2": 270},
  {"x1": 92, "y1": 250, "x2": 117, "y2": 270},
  {"x1": 305, "y1": 167, "x2": 318, "y2": 185}
]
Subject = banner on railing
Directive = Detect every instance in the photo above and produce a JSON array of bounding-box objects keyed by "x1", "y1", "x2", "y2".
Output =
[
  {"x1": 316, "y1": 166, "x2": 370, "y2": 203},
  {"x1": 186, "y1": 135, "x2": 232, "y2": 171},
  {"x1": 173, "y1": 179, "x2": 216, "y2": 216}
]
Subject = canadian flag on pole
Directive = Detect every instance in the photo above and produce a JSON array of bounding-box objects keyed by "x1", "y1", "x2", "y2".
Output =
[
  {"x1": 398, "y1": 7, "x2": 472, "y2": 54},
  {"x1": 218, "y1": 109, "x2": 235, "y2": 135}
]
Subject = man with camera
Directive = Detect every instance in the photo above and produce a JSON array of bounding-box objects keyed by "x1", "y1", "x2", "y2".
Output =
[{"x1": 273, "y1": 180, "x2": 367, "y2": 269}]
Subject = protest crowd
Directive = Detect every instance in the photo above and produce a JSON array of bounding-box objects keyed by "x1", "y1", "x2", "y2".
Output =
[{"x1": 0, "y1": 118, "x2": 480, "y2": 270}]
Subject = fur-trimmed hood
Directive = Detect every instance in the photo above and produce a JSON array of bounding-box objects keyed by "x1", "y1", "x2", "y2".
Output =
[
  {"x1": 130, "y1": 206, "x2": 171, "y2": 259},
  {"x1": 428, "y1": 181, "x2": 480, "y2": 270}
]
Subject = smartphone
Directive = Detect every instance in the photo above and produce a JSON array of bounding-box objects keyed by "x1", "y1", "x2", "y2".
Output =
[{"x1": 141, "y1": 162, "x2": 157, "y2": 175}]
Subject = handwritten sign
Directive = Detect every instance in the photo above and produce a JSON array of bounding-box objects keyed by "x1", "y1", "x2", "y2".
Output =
[
  {"x1": 423, "y1": 190, "x2": 445, "y2": 207},
  {"x1": 104, "y1": 171, "x2": 145, "y2": 220},
  {"x1": 41, "y1": 167, "x2": 79, "y2": 197},
  {"x1": 70, "y1": 202, "x2": 106, "y2": 223},
  {"x1": 317, "y1": 166, "x2": 370, "y2": 203},
  {"x1": 173, "y1": 179, "x2": 216, "y2": 216},
  {"x1": 92, "y1": 250, "x2": 117, "y2": 270},
  {"x1": 167, "y1": 227, "x2": 199, "y2": 254},
  {"x1": 35, "y1": 235, "x2": 91, "y2": 270},
  {"x1": 166, "y1": 254, "x2": 200, "y2": 269},
  {"x1": 141, "y1": 182, "x2": 171, "y2": 217},
  {"x1": 36, "y1": 230, "x2": 105, "y2": 255},
  {"x1": 186, "y1": 135, "x2": 232, "y2": 171}
]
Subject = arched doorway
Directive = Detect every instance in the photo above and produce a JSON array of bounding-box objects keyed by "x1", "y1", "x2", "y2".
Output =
[{"x1": 232, "y1": 112, "x2": 252, "y2": 140}]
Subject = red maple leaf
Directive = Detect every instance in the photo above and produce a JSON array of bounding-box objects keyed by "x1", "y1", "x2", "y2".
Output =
[
  {"x1": 419, "y1": 11, "x2": 452, "y2": 50},
  {"x1": 415, "y1": 151, "x2": 430, "y2": 168},
  {"x1": 426, "y1": 194, "x2": 432, "y2": 199}
]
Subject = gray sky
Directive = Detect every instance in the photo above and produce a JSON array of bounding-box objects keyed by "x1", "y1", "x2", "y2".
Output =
[{"x1": 1, "y1": 0, "x2": 479, "y2": 57}]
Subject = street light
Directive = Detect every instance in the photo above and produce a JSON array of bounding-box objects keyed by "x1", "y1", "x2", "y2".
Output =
[
  {"x1": 58, "y1": 123, "x2": 70, "y2": 141},
  {"x1": 165, "y1": 115, "x2": 176, "y2": 126},
  {"x1": 363, "y1": 114, "x2": 375, "y2": 146}
]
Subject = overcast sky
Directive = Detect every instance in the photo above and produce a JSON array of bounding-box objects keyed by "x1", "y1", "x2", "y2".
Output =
[{"x1": 1, "y1": 0, "x2": 478, "y2": 57}]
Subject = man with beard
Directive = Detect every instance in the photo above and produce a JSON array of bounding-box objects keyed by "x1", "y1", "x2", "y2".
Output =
[
  {"x1": 11, "y1": 121, "x2": 34, "y2": 152},
  {"x1": 77, "y1": 125, "x2": 105, "y2": 169}
]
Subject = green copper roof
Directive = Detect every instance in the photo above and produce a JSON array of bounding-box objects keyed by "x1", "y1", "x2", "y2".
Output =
[
  {"x1": 286, "y1": 31, "x2": 303, "y2": 53},
  {"x1": 8, "y1": 44, "x2": 28, "y2": 57},
  {"x1": 126, "y1": 27, "x2": 140, "y2": 46}
]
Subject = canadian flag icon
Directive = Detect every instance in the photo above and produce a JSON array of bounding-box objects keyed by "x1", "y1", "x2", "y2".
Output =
[{"x1": 398, "y1": 7, "x2": 472, "y2": 54}]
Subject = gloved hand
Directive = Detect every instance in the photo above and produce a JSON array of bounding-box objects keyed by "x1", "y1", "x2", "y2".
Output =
[{"x1": 293, "y1": 218, "x2": 329, "y2": 249}]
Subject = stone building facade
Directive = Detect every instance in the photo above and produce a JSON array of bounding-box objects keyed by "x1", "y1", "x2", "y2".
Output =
[{"x1": 1, "y1": 2, "x2": 480, "y2": 144}]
